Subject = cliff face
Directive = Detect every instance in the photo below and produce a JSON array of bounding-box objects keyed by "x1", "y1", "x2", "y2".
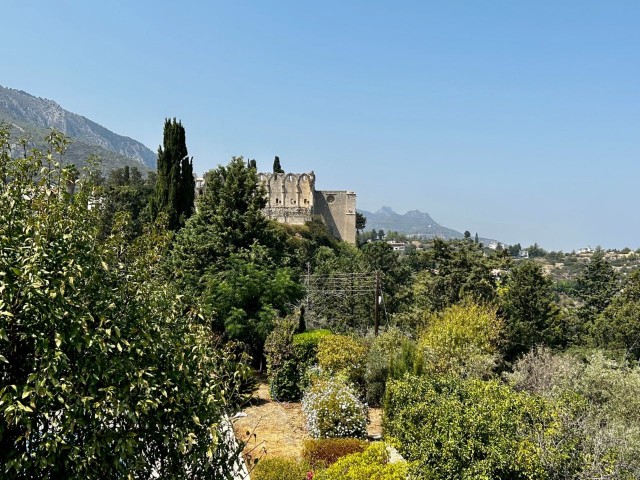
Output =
[{"x1": 0, "y1": 85, "x2": 156, "y2": 171}]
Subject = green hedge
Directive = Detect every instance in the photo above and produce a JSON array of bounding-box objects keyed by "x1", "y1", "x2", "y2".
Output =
[
  {"x1": 302, "y1": 438, "x2": 369, "y2": 468},
  {"x1": 251, "y1": 457, "x2": 311, "y2": 480},
  {"x1": 314, "y1": 443, "x2": 408, "y2": 480},
  {"x1": 265, "y1": 324, "x2": 332, "y2": 401},
  {"x1": 384, "y1": 374, "x2": 580, "y2": 479}
]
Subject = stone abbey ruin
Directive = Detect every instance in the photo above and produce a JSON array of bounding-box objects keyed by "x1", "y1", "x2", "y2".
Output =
[{"x1": 195, "y1": 170, "x2": 357, "y2": 244}]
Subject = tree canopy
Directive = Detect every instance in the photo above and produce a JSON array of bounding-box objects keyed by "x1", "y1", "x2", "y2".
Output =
[{"x1": 151, "y1": 118, "x2": 195, "y2": 230}]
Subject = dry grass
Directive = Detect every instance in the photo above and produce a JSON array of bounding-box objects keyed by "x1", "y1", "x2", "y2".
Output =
[{"x1": 233, "y1": 380, "x2": 383, "y2": 464}]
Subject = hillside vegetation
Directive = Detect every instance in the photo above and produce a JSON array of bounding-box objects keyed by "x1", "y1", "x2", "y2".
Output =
[{"x1": 2, "y1": 126, "x2": 640, "y2": 479}]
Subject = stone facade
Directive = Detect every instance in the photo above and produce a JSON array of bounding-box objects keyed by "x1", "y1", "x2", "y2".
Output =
[
  {"x1": 195, "y1": 170, "x2": 357, "y2": 244},
  {"x1": 257, "y1": 172, "x2": 356, "y2": 244}
]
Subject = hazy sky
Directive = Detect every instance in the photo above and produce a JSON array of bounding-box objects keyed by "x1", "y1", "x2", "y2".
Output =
[{"x1": 3, "y1": 1, "x2": 638, "y2": 251}]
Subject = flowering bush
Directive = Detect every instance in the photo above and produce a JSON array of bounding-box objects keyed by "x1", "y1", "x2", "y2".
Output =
[{"x1": 302, "y1": 378, "x2": 368, "y2": 439}]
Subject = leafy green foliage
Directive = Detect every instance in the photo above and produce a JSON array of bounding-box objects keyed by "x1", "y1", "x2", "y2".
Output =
[
  {"x1": 364, "y1": 328, "x2": 415, "y2": 406},
  {"x1": 361, "y1": 241, "x2": 412, "y2": 315},
  {"x1": 575, "y1": 248, "x2": 618, "y2": 328},
  {"x1": 302, "y1": 438, "x2": 369, "y2": 468},
  {"x1": 314, "y1": 442, "x2": 409, "y2": 480},
  {"x1": 384, "y1": 374, "x2": 579, "y2": 479},
  {"x1": 264, "y1": 318, "x2": 298, "y2": 400},
  {"x1": 317, "y1": 334, "x2": 367, "y2": 389},
  {"x1": 302, "y1": 378, "x2": 368, "y2": 439},
  {"x1": 397, "y1": 238, "x2": 508, "y2": 329},
  {"x1": 272, "y1": 155, "x2": 284, "y2": 173},
  {"x1": 169, "y1": 156, "x2": 276, "y2": 296},
  {"x1": 499, "y1": 261, "x2": 562, "y2": 360},
  {"x1": 0, "y1": 129, "x2": 251, "y2": 478},
  {"x1": 509, "y1": 347, "x2": 640, "y2": 478},
  {"x1": 252, "y1": 457, "x2": 311, "y2": 480},
  {"x1": 417, "y1": 302, "x2": 502, "y2": 378},
  {"x1": 203, "y1": 245, "x2": 304, "y2": 360},
  {"x1": 592, "y1": 270, "x2": 640, "y2": 359},
  {"x1": 97, "y1": 165, "x2": 155, "y2": 238},
  {"x1": 264, "y1": 323, "x2": 332, "y2": 401},
  {"x1": 355, "y1": 211, "x2": 366, "y2": 234}
]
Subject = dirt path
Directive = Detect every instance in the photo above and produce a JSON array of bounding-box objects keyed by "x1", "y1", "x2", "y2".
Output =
[{"x1": 233, "y1": 381, "x2": 382, "y2": 464}]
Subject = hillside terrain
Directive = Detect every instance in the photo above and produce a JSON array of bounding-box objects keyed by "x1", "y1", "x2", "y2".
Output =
[{"x1": 0, "y1": 85, "x2": 155, "y2": 173}]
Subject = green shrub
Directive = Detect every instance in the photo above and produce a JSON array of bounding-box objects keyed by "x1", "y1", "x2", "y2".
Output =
[
  {"x1": 302, "y1": 438, "x2": 369, "y2": 468},
  {"x1": 265, "y1": 324, "x2": 332, "y2": 401},
  {"x1": 293, "y1": 329, "x2": 333, "y2": 390},
  {"x1": 317, "y1": 334, "x2": 367, "y2": 388},
  {"x1": 268, "y1": 358, "x2": 300, "y2": 401},
  {"x1": 264, "y1": 318, "x2": 297, "y2": 400},
  {"x1": 314, "y1": 442, "x2": 408, "y2": 480},
  {"x1": 416, "y1": 301, "x2": 502, "y2": 378},
  {"x1": 302, "y1": 378, "x2": 368, "y2": 439},
  {"x1": 384, "y1": 374, "x2": 580, "y2": 479},
  {"x1": 364, "y1": 328, "x2": 414, "y2": 406},
  {"x1": 251, "y1": 457, "x2": 311, "y2": 480}
]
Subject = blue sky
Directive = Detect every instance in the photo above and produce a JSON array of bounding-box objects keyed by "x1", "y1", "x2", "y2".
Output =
[{"x1": 3, "y1": 1, "x2": 639, "y2": 251}]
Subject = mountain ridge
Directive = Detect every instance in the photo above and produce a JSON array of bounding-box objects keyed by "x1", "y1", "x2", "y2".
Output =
[
  {"x1": 359, "y1": 206, "x2": 498, "y2": 244},
  {"x1": 0, "y1": 85, "x2": 156, "y2": 172}
]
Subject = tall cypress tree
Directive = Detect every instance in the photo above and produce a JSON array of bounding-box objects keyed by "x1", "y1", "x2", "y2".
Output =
[
  {"x1": 152, "y1": 118, "x2": 195, "y2": 230},
  {"x1": 273, "y1": 156, "x2": 284, "y2": 173}
]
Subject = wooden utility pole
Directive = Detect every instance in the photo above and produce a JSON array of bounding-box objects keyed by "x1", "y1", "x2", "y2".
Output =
[{"x1": 374, "y1": 270, "x2": 380, "y2": 336}]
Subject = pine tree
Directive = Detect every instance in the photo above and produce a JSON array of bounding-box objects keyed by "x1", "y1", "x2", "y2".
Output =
[
  {"x1": 576, "y1": 248, "x2": 618, "y2": 324},
  {"x1": 152, "y1": 118, "x2": 194, "y2": 230},
  {"x1": 500, "y1": 262, "x2": 560, "y2": 360}
]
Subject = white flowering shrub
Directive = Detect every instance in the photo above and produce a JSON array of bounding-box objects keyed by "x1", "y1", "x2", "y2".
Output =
[{"x1": 302, "y1": 378, "x2": 368, "y2": 439}]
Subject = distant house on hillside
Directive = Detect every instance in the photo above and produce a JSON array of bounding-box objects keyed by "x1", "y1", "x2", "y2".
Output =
[{"x1": 387, "y1": 241, "x2": 407, "y2": 253}]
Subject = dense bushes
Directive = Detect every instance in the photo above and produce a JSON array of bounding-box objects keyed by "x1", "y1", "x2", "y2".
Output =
[
  {"x1": 251, "y1": 457, "x2": 311, "y2": 480},
  {"x1": 265, "y1": 321, "x2": 331, "y2": 401},
  {"x1": 302, "y1": 438, "x2": 369, "y2": 468},
  {"x1": 293, "y1": 329, "x2": 333, "y2": 390},
  {"x1": 0, "y1": 131, "x2": 251, "y2": 478},
  {"x1": 384, "y1": 374, "x2": 579, "y2": 479},
  {"x1": 302, "y1": 378, "x2": 368, "y2": 439},
  {"x1": 417, "y1": 301, "x2": 502, "y2": 378},
  {"x1": 317, "y1": 334, "x2": 367, "y2": 388},
  {"x1": 364, "y1": 328, "x2": 414, "y2": 406},
  {"x1": 509, "y1": 347, "x2": 640, "y2": 477},
  {"x1": 314, "y1": 443, "x2": 408, "y2": 480}
]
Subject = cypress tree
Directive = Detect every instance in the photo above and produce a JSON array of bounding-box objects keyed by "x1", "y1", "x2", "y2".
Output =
[
  {"x1": 273, "y1": 155, "x2": 284, "y2": 173},
  {"x1": 152, "y1": 118, "x2": 194, "y2": 230}
]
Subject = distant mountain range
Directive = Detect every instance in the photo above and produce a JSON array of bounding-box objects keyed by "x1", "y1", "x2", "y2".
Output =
[
  {"x1": 0, "y1": 85, "x2": 155, "y2": 173},
  {"x1": 359, "y1": 206, "x2": 498, "y2": 244}
]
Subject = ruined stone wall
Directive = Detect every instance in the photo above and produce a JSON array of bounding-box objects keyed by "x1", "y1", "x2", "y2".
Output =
[
  {"x1": 197, "y1": 170, "x2": 357, "y2": 243},
  {"x1": 313, "y1": 190, "x2": 357, "y2": 244},
  {"x1": 258, "y1": 172, "x2": 315, "y2": 225}
]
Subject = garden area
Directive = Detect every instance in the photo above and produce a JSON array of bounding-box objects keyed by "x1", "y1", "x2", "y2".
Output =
[{"x1": 232, "y1": 325, "x2": 408, "y2": 480}]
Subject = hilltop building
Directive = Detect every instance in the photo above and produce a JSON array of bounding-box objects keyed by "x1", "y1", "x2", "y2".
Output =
[
  {"x1": 258, "y1": 171, "x2": 356, "y2": 245},
  {"x1": 195, "y1": 170, "x2": 357, "y2": 244}
]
